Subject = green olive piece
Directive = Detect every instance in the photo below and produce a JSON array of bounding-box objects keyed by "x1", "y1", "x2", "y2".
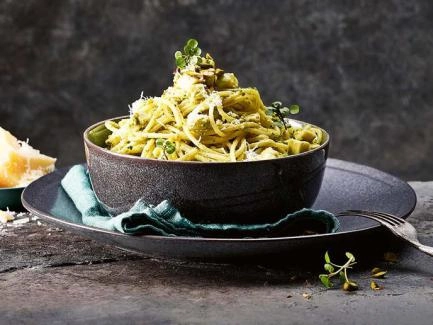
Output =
[
  {"x1": 215, "y1": 73, "x2": 239, "y2": 89},
  {"x1": 198, "y1": 53, "x2": 216, "y2": 69},
  {"x1": 88, "y1": 125, "x2": 112, "y2": 147}
]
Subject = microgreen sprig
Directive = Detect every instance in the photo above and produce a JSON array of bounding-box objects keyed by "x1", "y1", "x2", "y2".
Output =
[
  {"x1": 175, "y1": 39, "x2": 202, "y2": 68},
  {"x1": 266, "y1": 101, "x2": 300, "y2": 129},
  {"x1": 319, "y1": 251, "x2": 358, "y2": 291},
  {"x1": 156, "y1": 138, "x2": 176, "y2": 159}
]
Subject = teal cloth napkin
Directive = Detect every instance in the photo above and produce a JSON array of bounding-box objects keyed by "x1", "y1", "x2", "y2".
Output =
[{"x1": 60, "y1": 165, "x2": 339, "y2": 238}]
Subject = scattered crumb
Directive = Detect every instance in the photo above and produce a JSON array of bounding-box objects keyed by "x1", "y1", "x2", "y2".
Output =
[
  {"x1": 302, "y1": 292, "x2": 312, "y2": 300},
  {"x1": 0, "y1": 210, "x2": 44, "y2": 235},
  {"x1": 371, "y1": 268, "x2": 387, "y2": 279},
  {"x1": 370, "y1": 280, "x2": 384, "y2": 291},
  {"x1": 13, "y1": 217, "x2": 30, "y2": 224}
]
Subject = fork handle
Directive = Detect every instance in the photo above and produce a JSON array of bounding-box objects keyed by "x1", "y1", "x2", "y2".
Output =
[{"x1": 414, "y1": 243, "x2": 433, "y2": 257}]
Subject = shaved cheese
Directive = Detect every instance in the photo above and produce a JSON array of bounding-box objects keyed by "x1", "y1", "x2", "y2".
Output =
[
  {"x1": 175, "y1": 74, "x2": 197, "y2": 92},
  {"x1": 129, "y1": 98, "x2": 147, "y2": 115},
  {"x1": 0, "y1": 127, "x2": 56, "y2": 188},
  {"x1": 207, "y1": 92, "x2": 222, "y2": 109}
]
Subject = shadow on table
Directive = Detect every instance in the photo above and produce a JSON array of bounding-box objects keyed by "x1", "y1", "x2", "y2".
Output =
[{"x1": 105, "y1": 229, "x2": 417, "y2": 287}]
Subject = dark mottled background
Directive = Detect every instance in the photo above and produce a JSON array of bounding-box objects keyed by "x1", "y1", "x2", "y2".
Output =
[{"x1": 1, "y1": 0, "x2": 432, "y2": 180}]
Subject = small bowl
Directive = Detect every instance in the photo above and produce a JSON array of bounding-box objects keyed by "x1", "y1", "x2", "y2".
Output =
[
  {"x1": 0, "y1": 186, "x2": 25, "y2": 211},
  {"x1": 84, "y1": 117, "x2": 330, "y2": 224}
]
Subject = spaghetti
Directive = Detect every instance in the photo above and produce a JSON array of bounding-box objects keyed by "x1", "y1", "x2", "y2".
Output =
[{"x1": 105, "y1": 42, "x2": 324, "y2": 162}]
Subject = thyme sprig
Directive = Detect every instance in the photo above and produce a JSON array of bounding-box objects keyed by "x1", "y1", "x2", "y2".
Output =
[{"x1": 319, "y1": 251, "x2": 358, "y2": 291}]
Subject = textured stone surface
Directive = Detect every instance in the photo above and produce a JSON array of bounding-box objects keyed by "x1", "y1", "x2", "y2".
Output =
[
  {"x1": 1, "y1": 0, "x2": 433, "y2": 180},
  {"x1": 1, "y1": 182, "x2": 433, "y2": 324}
]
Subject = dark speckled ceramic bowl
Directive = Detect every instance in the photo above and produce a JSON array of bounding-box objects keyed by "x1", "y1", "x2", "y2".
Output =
[{"x1": 84, "y1": 117, "x2": 329, "y2": 224}]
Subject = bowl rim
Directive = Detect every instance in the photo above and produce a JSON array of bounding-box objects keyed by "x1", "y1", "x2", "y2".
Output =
[{"x1": 83, "y1": 115, "x2": 330, "y2": 165}]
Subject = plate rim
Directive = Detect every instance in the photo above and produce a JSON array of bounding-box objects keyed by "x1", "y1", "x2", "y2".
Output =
[{"x1": 21, "y1": 158, "x2": 417, "y2": 243}]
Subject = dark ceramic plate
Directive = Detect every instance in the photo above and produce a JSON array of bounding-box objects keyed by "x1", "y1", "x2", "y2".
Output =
[{"x1": 22, "y1": 159, "x2": 416, "y2": 261}]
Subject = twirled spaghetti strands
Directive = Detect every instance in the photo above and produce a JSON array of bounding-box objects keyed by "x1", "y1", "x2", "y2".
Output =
[{"x1": 105, "y1": 46, "x2": 324, "y2": 162}]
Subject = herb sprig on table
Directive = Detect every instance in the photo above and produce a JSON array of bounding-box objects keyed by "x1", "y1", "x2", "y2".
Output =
[
  {"x1": 319, "y1": 252, "x2": 390, "y2": 291},
  {"x1": 319, "y1": 251, "x2": 359, "y2": 291}
]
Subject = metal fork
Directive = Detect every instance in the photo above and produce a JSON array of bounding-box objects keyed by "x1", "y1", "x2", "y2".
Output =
[{"x1": 337, "y1": 210, "x2": 433, "y2": 257}]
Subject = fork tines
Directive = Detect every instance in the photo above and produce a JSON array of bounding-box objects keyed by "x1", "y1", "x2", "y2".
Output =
[{"x1": 337, "y1": 210, "x2": 405, "y2": 226}]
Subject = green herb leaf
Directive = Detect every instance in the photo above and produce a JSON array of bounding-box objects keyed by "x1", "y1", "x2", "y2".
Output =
[
  {"x1": 345, "y1": 252, "x2": 355, "y2": 261},
  {"x1": 165, "y1": 142, "x2": 176, "y2": 154},
  {"x1": 279, "y1": 107, "x2": 291, "y2": 117},
  {"x1": 175, "y1": 57, "x2": 186, "y2": 68},
  {"x1": 175, "y1": 51, "x2": 183, "y2": 59},
  {"x1": 324, "y1": 251, "x2": 331, "y2": 264},
  {"x1": 271, "y1": 101, "x2": 282, "y2": 108},
  {"x1": 186, "y1": 38, "x2": 198, "y2": 49},
  {"x1": 319, "y1": 274, "x2": 333, "y2": 288},
  {"x1": 267, "y1": 101, "x2": 301, "y2": 129},
  {"x1": 156, "y1": 138, "x2": 165, "y2": 147},
  {"x1": 289, "y1": 104, "x2": 300, "y2": 114},
  {"x1": 324, "y1": 263, "x2": 334, "y2": 273},
  {"x1": 176, "y1": 39, "x2": 202, "y2": 68},
  {"x1": 319, "y1": 251, "x2": 358, "y2": 291}
]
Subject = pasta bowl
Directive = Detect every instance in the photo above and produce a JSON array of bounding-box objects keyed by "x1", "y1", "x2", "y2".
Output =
[{"x1": 84, "y1": 117, "x2": 330, "y2": 224}]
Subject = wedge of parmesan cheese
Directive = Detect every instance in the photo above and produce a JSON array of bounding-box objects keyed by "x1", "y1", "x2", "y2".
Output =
[{"x1": 0, "y1": 127, "x2": 56, "y2": 188}]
